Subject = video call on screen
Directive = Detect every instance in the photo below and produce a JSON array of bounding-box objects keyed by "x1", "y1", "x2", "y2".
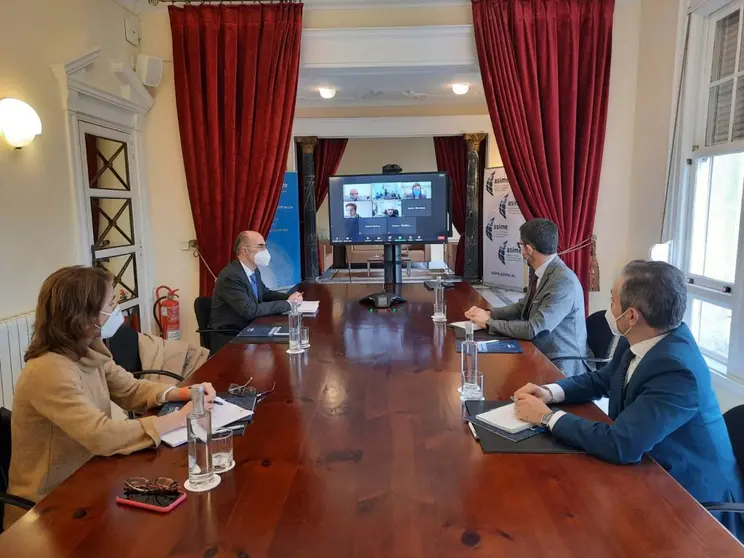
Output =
[{"x1": 329, "y1": 174, "x2": 449, "y2": 244}]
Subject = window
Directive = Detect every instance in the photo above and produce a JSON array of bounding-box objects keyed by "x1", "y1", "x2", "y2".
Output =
[{"x1": 675, "y1": 1, "x2": 744, "y2": 377}]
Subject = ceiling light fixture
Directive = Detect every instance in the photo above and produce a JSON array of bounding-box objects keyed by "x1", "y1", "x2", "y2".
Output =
[
  {"x1": 452, "y1": 83, "x2": 470, "y2": 96},
  {"x1": 318, "y1": 87, "x2": 336, "y2": 100},
  {"x1": 0, "y1": 98, "x2": 42, "y2": 149}
]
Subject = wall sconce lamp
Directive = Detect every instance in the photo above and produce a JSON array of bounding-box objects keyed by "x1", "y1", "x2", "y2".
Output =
[{"x1": 0, "y1": 98, "x2": 42, "y2": 149}]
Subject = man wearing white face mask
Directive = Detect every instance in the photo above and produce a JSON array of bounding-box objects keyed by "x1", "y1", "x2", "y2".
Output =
[
  {"x1": 512, "y1": 260, "x2": 743, "y2": 541},
  {"x1": 210, "y1": 230, "x2": 303, "y2": 353}
]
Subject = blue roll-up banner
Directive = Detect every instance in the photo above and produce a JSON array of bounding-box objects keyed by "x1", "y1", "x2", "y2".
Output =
[{"x1": 262, "y1": 172, "x2": 301, "y2": 290}]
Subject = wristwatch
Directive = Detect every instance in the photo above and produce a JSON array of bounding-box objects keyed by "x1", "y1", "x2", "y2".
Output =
[{"x1": 540, "y1": 411, "x2": 557, "y2": 429}]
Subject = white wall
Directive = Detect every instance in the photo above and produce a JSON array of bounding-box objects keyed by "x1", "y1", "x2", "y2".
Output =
[
  {"x1": 0, "y1": 0, "x2": 138, "y2": 320},
  {"x1": 317, "y1": 137, "x2": 438, "y2": 238}
]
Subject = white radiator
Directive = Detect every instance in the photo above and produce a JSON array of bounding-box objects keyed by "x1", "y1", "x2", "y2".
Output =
[{"x1": 0, "y1": 312, "x2": 34, "y2": 410}]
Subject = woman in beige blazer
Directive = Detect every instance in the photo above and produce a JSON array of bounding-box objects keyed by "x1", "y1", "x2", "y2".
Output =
[{"x1": 4, "y1": 266, "x2": 214, "y2": 529}]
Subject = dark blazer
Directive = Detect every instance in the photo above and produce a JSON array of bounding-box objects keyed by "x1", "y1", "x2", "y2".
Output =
[
  {"x1": 552, "y1": 324, "x2": 743, "y2": 540},
  {"x1": 209, "y1": 260, "x2": 291, "y2": 352},
  {"x1": 487, "y1": 256, "x2": 591, "y2": 377}
]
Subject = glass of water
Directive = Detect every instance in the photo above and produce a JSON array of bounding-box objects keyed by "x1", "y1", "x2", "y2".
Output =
[
  {"x1": 301, "y1": 326, "x2": 310, "y2": 349},
  {"x1": 211, "y1": 428, "x2": 234, "y2": 474},
  {"x1": 460, "y1": 370, "x2": 484, "y2": 401},
  {"x1": 287, "y1": 309, "x2": 304, "y2": 354}
]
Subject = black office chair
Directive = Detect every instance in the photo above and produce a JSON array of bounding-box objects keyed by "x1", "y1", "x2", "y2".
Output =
[
  {"x1": 107, "y1": 324, "x2": 184, "y2": 419},
  {"x1": 703, "y1": 405, "x2": 744, "y2": 514},
  {"x1": 551, "y1": 311, "x2": 615, "y2": 369},
  {"x1": 0, "y1": 407, "x2": 34, "y2": 534},
  {"x1": 194, "y1": 296, "x2": 239, "y2": 353}
]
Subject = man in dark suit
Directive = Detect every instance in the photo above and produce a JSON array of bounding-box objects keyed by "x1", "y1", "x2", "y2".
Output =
[
  {"x1": 210, "y1": 230, "x2": 303, "y2": 353},
  {"x1": 465, "y1": 219, "x2": 591, "y2": 377},
  {"x1": 514, "y1": 260, "x2": 743, "y2": 541}
]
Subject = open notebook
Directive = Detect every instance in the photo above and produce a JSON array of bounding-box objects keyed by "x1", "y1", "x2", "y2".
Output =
[
  {"x1": 160, "y1": 397, "x2": 254, "y2": 448},
  {"x1": 475, "y1": 403, "x2": 532, "y2": 434}
]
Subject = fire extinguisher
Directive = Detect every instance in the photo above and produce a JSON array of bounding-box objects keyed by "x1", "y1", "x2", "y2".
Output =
[{"x1": 153, "y1": 285, "x2": 180, "y2": 340}]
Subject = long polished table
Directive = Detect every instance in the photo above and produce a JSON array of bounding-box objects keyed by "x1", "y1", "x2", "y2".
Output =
[{"x1": 1, "y1": 283, "x2": 742, "y2": 557}]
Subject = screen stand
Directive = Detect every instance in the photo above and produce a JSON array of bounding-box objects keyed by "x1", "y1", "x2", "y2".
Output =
[{"x1": 383, "y1": 243, "x2": 402, "y2": 285}]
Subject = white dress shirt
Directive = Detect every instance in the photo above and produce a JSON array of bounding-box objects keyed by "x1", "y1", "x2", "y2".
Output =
[
  {"x1": 534, "y1": 254, "x2": 556, "y2": 290},
  {"x1": 543, "y1": 333, "x2": 669, "y2": 430},
  {"x1": 240, "y1": 260, "x2": 256, "y2": 280}
]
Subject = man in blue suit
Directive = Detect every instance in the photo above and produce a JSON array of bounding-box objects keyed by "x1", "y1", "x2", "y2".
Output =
[{"x1": 514, "y1": 260, "x2": 743, "y2": 540}]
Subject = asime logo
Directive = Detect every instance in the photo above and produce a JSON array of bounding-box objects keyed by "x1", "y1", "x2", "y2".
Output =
[
  {"x1": 498, "y1": 240, "x2": 507, "y2": 265},
  {"x1": 485, "y1": 217, "x2": 495, "y2": 241},
  {"x1": 499, "y1": 194, "x2": 508, "y2": 219},
  {"x1": 486, "y1": 173, "x2": 494, "y2": 196}
]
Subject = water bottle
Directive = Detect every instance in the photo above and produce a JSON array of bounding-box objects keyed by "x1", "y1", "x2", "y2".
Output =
[
  {"x1": 187, "y1": 385, "x2": 215, "y2": 489},
  {"x1": 460, "y1": 322, "x2": 480, "y2": 399},
  {"x1": 287, "y1": 302, "x2": 303, "y2": 354},
  {"x1": 433, "y1": 275, "x2": 446, "y2": 322}
]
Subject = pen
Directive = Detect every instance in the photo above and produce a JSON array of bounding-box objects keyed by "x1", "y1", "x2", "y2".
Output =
[
  {"x1": 467, "y1": 422, "x2": 479, "y2": 441},
  {"x1": 213, "y1": 400, "x2": 223, "y2": 406}
]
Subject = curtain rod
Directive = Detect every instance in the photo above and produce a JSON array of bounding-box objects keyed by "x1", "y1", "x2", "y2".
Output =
[{"x1": 148, "y1": 0, "x2": 301, "y2": 5}]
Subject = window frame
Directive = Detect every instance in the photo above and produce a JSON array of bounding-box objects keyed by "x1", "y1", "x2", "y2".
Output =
[{"x1": 674, "y1": 0, "x2": 744, "y2": 378}]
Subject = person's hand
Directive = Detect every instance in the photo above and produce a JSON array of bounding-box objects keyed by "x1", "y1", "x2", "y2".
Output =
[
  {"x1": 201, "y1": 382, "x2": 216, "y2": 410},
  {"x1": 464, "y1": 307, "x2": 490, "y2": 329},
  {"x1": 514, "y1": 383, "x2": 553, "y2": 404},
  {"x1": 514, "y1": 393, "x2": 552, "y2": 425},
  {"x1": 288, "y1": 292, "x2": 303, "y2": 303}
]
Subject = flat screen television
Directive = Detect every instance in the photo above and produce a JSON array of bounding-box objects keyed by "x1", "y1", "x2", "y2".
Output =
[{"x1": 328, "y1": 172, "x2": 451, "y2": 245}]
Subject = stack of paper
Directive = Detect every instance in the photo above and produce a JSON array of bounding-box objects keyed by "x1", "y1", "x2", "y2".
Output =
[
  {"x1": 448, "y1": 320, "x2": 484, "y2": 331},
  {"x1": 476, "y1": 403, "x2": 532, "y2": 434},
  {"x1": 161, "y1": 397, "x2": 254, "y2": 447},
  {"x1": 296, "y1": 301, "x2": 320, "y2": 315}
]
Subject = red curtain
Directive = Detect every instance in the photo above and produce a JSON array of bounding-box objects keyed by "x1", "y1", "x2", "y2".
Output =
[
  {"x1": 315, "y1": 138, "x2": 348, "y2": 207},
  {"x1": 315, "y1": 138, "x2": 347, "y2": 272},
  {"x1": 434, "y1": 136, "x2": 468, "y2": 276},
  {"x1": 472, "y1": 0, "x2": 614, "y2": 302},
  {"x1": 169, "y1": 4, "x2": 302, "y2": 295}
]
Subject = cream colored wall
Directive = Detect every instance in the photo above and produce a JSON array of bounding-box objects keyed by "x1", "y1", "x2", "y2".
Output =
[
  {"x1": 0, "y1": 0, "x2": 138, "y2": 320},
  {"x1": 139, "y1": 12, "x2": 200, "y2": 347},
  {"x1": 316, "y1": 137, "x2": 439, "y2": 238},
  {"x1": 589, "y1": 0, "x2": 642, "y2": 313},
  {"x1": 304, "y1": 6, "x2": 472, "y2": 29}
]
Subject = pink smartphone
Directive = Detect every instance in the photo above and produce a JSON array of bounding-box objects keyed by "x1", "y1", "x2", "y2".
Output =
[{"x1": 116, "y1": 491, "x2": 187, "y2": 513}]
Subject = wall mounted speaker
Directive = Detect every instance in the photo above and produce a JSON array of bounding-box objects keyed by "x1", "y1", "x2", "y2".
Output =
[{"x1": 136, "y1": 54, "x2": 163, "y2": 88}]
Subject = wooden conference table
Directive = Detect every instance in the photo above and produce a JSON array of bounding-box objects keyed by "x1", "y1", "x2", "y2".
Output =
[{"x1": 1, "y1": 283, "x2": 742, "y2": 557}]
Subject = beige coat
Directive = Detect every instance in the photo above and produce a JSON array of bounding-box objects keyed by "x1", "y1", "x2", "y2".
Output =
[
  {"x1": 137, "y1": 332, "x2": 209, "y2": 383},
  {"x1": 4, "y1": 339, "x2": 169, "y2": 529}
]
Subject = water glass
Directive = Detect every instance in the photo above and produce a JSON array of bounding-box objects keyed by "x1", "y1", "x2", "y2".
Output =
[
  {"x1": 433, "y1": 303, "x2": 447, "y2": 322},
  {"x1": 460, "y1": 370, "x2": 484, "y2": 401},
  {"x1": 211, "y1": 428, "x2": 234, "y2": 474},
  {"x1": 301, "y1": 326, "x2": 310, "y2": 349}
]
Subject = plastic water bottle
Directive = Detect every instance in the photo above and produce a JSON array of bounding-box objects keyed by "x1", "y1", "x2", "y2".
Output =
[
  {"x1": 187, "y1": 385, "x2": 215, "y2": 489},
  {"x1": 433, "y1": 275, "x2": 446, "y2": 322},
  {"x1": 461, "y1": 322, "x2": 480, "y2": 398},
  {"x1": 287, "y1": 301, "x2": 303, "y2": 354}
]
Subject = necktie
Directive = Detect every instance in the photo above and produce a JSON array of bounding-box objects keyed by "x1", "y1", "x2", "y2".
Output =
[
  {"x1": 616, "y1": 348, "x2": 635, "y2": 412},
  {"x1": 249, "y1": 273, "x2": 259, "y2": 300}
]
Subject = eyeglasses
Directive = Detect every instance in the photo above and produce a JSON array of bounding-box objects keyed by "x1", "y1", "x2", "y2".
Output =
[
  {"x1": 228, "y1": 379, "x2": 276, "y2": 401},
  {"x1": 124, "y1": 476, "x2": 179, "y2": 495}
]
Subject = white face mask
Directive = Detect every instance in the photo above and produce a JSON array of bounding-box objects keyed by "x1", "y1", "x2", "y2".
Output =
[
  {"x1": 254, "y1": 249, "x2": 271, "y2": 267},
  {"x1": 98, "y1": 305, "x2": 125, "y2": 339},
  {"x1": 605, "y1": 307, "x2": 632, "y2": 337}
]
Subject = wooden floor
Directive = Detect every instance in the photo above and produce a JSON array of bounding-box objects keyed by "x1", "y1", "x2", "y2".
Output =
[{"x1": 0, "y1": 283, "x2": 741, "y2": 557}]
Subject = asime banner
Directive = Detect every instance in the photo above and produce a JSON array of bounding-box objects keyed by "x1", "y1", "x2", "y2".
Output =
[{"x1": 482, "y1": 167, "x2": 526, "y2": 291}]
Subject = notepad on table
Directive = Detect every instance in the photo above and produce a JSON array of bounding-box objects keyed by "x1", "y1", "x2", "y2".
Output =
[
  {"x1": 296, "y1": 301, "x2": 320, "y2": 315},
  {"x1": 448, "y1": 320, "x2": 484, "y2": 331},
  {"x1": 475, "y1": 403, "x2": 532, "y2": 434},
  {"x1": 160, "y1": 397, "x2": 254, "y2": 448},
  {"x1": 236, "y1": 325, "x2": 289, "y2": 338}
]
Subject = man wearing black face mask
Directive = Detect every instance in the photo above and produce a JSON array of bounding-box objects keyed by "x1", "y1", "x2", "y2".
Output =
[{"x1": 465, "y1": 218, "x2": 591, "y2": 377}]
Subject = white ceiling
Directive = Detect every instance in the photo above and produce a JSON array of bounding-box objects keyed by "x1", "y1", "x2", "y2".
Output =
[{"x1": 297, "y1": 65, "x2": 482, "y2": 107}]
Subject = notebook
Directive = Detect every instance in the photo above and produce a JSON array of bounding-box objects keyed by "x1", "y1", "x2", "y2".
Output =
[
  {"x1": 236, "y1": 325, "x2": 289, "y2": 338},
  {"x1": 475, "y1": 403, "x2": 532, "y2": 434},
  {"x1": 289, "y1": 301, "x2": 320, "y2": 316},
  {"x1": 455, "y1": 339, "x2": 522, "y2": 354},
  {"x1": 160, "y1": 396, "x2": 254, "y2": 448},
  {"x1": 448, "y1": 320, "x2": 484, "y2": 331}
]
